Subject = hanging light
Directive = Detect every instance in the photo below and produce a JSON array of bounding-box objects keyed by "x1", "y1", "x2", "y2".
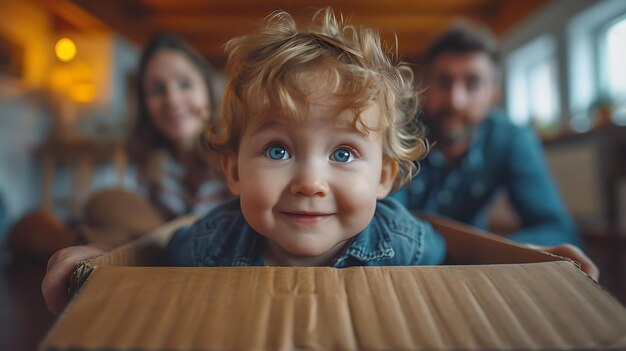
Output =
[{"x1": 55, "y1": 38, "x2": 77, "y2": 62}]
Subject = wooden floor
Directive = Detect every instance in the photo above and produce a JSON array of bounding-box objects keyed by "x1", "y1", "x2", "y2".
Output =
[
  {"x1": 0, "y1": 240, "x2": 624, "y2": 351},
  {"x1": 0, "y1": 249, "x2": 55, "y2": 351}
]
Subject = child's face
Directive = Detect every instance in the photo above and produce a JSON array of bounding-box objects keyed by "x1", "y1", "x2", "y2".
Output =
[{"x1": 222, "y1": 82, "x2": 397, "y2": 261}]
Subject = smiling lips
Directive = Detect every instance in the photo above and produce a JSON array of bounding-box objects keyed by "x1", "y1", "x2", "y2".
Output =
[{"x1": 281, "y1": 211, "x2": 334, "y2": 224}]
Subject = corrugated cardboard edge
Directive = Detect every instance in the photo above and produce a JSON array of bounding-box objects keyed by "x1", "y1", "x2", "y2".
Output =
[
  {"x1": 69, "y1": 215, "x2": 197, "y2": 295},
  {"x1": 69, "y1": 212, "x2": 583, "y2": 294},
  {"x1": 417, "y1": 213, "x2": 568, "y2": 262},
  {"x1": 71, "y1": 213, "x2": 581, "y2": 290},
  {"x1": 419, "y1": 213, "x2": 608, "y2": 289}
]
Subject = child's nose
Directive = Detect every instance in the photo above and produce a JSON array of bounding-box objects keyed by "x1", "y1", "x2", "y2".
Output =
[{"x1": 289, "y1": 163, "x2": 328, "y2": 197}]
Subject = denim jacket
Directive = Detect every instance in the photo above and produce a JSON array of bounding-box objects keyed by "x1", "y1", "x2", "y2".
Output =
[
  {"x1": 167, "y1": 197, "x2": 446, "y2": 267},
  {"x1": 392, "y1": 109, "x2": 580, "y2": 247}
]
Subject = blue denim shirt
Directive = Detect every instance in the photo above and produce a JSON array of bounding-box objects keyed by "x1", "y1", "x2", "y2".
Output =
[
  {"x1": 167, "y1": 197, "x2": 446, "y2": 267},
  {"x1": 392, "y1": 109, "x2": 580, "y2": 247}
]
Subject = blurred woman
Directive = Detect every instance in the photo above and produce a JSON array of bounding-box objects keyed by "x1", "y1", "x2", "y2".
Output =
[
  {"x1": 42, "y1": 34, "x2": 231, "y2": 315},
  {"x1": 126, "y1": 33, "x2": 230, "y2": 220},
  {"x1": 81, "y1": 34, "x2": 231, "y2": 246}
]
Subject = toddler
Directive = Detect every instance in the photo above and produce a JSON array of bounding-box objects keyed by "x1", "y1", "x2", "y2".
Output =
[{"x1": 167, "y1": 8, "x2": 446, "y2": 267}]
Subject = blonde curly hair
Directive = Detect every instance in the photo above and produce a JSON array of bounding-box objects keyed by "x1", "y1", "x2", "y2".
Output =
[{"x1": 204, "y1": 7, "x2": 427, "y2": 191}]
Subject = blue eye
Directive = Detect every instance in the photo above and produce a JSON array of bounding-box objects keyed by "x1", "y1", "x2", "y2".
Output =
[
  {"x1": 331, "y1": 148, "x2": 353, "y2": 163},
  {"x1": 264, "y1": 145, "x2": 290, "y2": 160}
]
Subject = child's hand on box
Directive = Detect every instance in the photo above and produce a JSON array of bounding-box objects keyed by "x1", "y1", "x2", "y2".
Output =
[{"x1": 42, "y1": 244, "x2": 110, "y2": 316}]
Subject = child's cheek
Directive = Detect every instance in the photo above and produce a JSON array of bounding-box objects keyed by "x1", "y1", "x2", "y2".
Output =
[
  {"x1": 239, "y1": 165, "x2": 284, "y2": 214},
  {"x1": 335, "y1": 176, "x2": 378, "y2": 228}
]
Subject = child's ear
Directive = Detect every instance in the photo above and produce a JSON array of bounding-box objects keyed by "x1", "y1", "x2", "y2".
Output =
[
  {"x1": 220, "y1": 152, "x2": 241, "y2": 196},
  {"x1": 377, "y1": 157, "x2": 398, "y2": 199}
]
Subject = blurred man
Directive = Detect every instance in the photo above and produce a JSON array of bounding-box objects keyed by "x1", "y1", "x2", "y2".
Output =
[{"x1": 393, "y1": 23, "x2": 581, "y2": 247}]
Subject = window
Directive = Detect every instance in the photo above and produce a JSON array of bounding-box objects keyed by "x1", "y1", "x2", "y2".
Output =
[
  {"x1": 603, "y1": 16, "x2": 626, "y2": 100},
  {"x1": 568, "y1": 1, "x2": 626, "y2": 129},
  {"x1": 506, "y1": 35, "x2": 560, "y2": 128},
  {"x1": 527, "y1": 58, "x2": 560, "y2": 127}
]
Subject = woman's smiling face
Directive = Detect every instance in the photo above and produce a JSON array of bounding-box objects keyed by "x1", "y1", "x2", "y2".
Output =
[{"x1": 144, "y1": 49, "x2": 210, "y2": 146}]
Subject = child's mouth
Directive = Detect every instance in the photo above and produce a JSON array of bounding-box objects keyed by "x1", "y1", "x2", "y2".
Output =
[{"x1": 280, "y1": 211, "x2": 334, "y2": 224}]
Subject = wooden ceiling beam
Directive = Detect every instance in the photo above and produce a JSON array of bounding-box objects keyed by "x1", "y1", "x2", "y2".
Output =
[
  {"x1": 63, "y1": 0, "x2": 548, "y2": 69},
  {"x1": 68, "y1": 0, "x2": 152, "y2": 45},
  {"x1": 141, "y1": 13, "x2": 486, "y2": 35},
  {"x1": 489, "y1": 0, "x2": 549, "y2": 35},
  {"x1": 188, "y1": 34, "x2": 433, "y2": 60},
  {"x1": 36, "y1": 0, "x2": 109, "y2": 32},
  {"x1": 141, "y1": 0, "x2": 495, "y2": 15}
]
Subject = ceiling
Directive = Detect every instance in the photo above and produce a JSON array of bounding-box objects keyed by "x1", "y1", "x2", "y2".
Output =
[{"x1": 43, "y1": 0, "x2": 549, "y2": 68}]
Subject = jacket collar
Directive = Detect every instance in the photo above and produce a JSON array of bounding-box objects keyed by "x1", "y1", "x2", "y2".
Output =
[
  {"x1": 201, "y1": 200, "x2": 396, "y2": 267},
  {"x1": 338, "y1": 211, "x2": 396, "y2": 264}
]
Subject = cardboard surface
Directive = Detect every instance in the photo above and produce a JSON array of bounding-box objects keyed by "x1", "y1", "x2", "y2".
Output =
[
  {"x1": 42, "y1": 215, "x2": 626, "y2": 351},
  {"x1": 419, "y1": 213, "x2": 567, "y2": 265}
]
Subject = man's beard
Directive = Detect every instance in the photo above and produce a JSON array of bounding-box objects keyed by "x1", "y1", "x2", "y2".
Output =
[{"x1": 422, "y1": 110, "x2": 478, "y2": 146}]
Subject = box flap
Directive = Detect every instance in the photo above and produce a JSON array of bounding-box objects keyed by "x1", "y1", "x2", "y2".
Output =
[
  {"x1": 43, "y1": 263, "x2": 626, "y2": 350},
  {"x1": 419, "y1": 213, "x2": 566, "y2": 265}
]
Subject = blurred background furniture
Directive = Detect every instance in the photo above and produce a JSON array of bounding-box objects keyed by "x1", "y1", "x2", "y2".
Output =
[
  {"x1": 599, "y1": 126, "x2": 626, "y2": 291},
  {"x1": 38, "y1": 139, "x2": 127, "y2": 219}
]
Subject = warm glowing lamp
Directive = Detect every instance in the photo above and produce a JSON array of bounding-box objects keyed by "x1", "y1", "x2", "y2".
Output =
[
  {"x1": 55, "y1": 38, "x2": 77, "y2": 62},
  {"x1": 69, "y1": 82, "x2": 96, "y2": 103}
]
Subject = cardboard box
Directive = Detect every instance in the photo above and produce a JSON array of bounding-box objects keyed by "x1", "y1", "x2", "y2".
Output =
[{"x1": 41, "y1": 214, "x2": 626, "y2": 350}]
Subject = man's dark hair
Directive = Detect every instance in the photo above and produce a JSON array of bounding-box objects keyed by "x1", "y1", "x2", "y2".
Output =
[{"x1": 423, "y1": 22, "x2": 500, "y2": 66}]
